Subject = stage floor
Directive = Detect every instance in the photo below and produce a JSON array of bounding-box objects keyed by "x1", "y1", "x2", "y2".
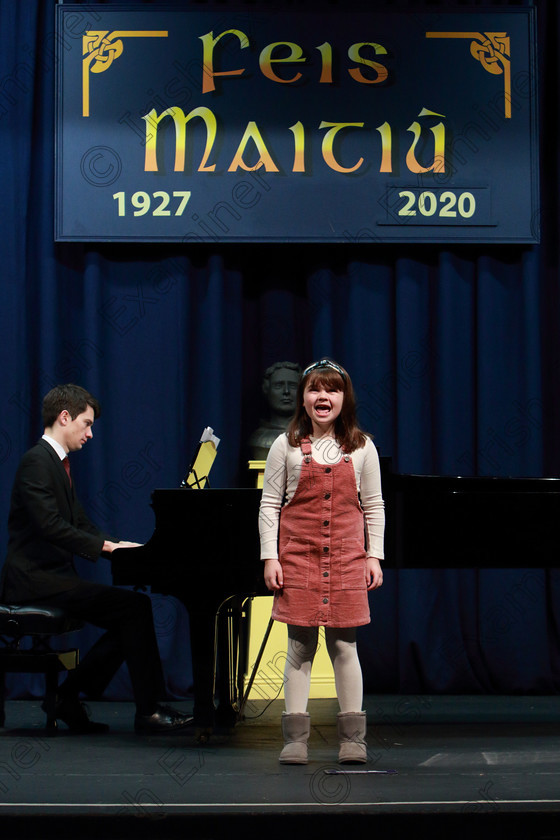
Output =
[{"x1": 1, "y1": 695, "x2": 560, "y2": 839}]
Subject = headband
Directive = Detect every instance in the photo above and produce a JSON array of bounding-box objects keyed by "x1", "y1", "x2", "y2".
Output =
[{"x1": 302, "y1": 359, "x2": 346, "y2": 379}]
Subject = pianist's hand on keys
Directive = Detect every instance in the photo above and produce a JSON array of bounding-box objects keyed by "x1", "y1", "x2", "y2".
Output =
[{"x1": 102, "y1": 540, "x2": 143, "y2": 553}]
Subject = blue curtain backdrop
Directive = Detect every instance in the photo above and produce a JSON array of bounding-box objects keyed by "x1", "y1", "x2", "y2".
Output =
[{"x1": 1, "y1": 0, "x2": 559, "y2": 701}]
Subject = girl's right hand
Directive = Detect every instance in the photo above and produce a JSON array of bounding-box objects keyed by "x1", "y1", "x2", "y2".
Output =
[{"x1": 263, "y1": 558, "x2": 284, "y2": 590}]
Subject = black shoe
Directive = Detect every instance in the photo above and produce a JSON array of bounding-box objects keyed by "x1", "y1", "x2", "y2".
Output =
[
  {"x1": 43, "y1": 697, "x2": 109, "y2": 734},
  {"x1": 134, "y1": 704, "x2": 193, "y2": 734}
]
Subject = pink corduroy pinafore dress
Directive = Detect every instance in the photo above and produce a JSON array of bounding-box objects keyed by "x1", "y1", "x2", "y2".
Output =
[{"x1": 271, "y1": 439, "x2": 370, "y2": 628}]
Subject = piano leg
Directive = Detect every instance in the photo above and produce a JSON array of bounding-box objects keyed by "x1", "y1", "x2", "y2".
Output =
[
  {"x1": 185, "y1": 604, "x2": 219, "y2": 736},
  {"x1": 182, "y1": 594, "x2": 256, "y2": 739},
  {"x1": 215, "y1": 595, "x2": 251, "y2": 729}
]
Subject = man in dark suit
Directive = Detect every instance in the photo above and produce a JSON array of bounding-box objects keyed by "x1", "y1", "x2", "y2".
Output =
[{"x1": 1, "y1": 384, "x2": 192, "y2": 734}]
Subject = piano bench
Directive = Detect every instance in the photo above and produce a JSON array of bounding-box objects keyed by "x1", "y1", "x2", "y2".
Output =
[{"x1": 0, "y1": 604, "x2": 84, "y2": 731}]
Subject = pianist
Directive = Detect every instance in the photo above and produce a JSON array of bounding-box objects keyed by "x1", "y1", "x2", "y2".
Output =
[{"x1": 0, "y1": 384, "x2": 192, "y2": 735}]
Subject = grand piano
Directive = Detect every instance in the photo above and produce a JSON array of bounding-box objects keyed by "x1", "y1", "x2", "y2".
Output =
[
  {"x1": 111, "y1": 464, "x2": 560, "y2": 731},
  {"x1": 384, "y1": 470, "x2": 560, "y2": 568},
  {"x1": 111, "y1": 488, "x2": 265, "y2": 733}
]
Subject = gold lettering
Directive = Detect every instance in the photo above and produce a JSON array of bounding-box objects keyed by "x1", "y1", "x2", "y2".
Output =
[
  {"x1": 319, "y1": 121, "x2": 364, "y2": 173},
  {"x1": 316, "y1": 42, "x2": 333, "y2": 84},
  {"x1": 289, "y1": 121, "x2": 305, "y2": 172},
  {"x1": 143, "y1": 106, "x2": 217, "y2": 172},
  {"x1": 228, "y1": 122, "x2": 279, "y2": 172},
  {"x1": 199, "y1": 29, "x2": 249, "y2": 94},
  {"x1": 375, "y1": 121, "x2": 392, "y2": 173},
  {"x1": 406, "y1": 107, "x2": 446, "y2": 174},
  {"x1": 347, "y1": 43, "x2": 388, "y2": 84},
  {"x1": 259, "y1": 42, "x2": 305, "y2": 83}
]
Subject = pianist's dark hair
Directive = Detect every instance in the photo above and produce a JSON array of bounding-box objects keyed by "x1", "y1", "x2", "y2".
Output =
[
  {"x1": 42, "y1": 384, "x2": 101, "y2": 429},
  {"x1": 286, "y1": 360, "x2": 368, "y2": 453}
]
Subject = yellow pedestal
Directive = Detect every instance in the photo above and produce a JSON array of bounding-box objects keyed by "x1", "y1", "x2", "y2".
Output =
[
  {"x1": 245, "y1": 597, "x2": 337, "y2": 702},
  {"x1": 247, "y1": 460, "x2": 266, "y2": 488}
]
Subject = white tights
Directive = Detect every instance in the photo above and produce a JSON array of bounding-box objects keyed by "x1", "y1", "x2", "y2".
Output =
[{"x1": 283, "y1": 624, "x2": 363, "y2": 714}]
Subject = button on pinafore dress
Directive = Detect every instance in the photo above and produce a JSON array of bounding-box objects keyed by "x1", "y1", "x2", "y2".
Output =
[{"x1": 271, "y1": 439, "x2": 370, "y2": 628}]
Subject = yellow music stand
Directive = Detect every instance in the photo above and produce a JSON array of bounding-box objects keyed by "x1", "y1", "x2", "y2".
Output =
[{"x1": 182, "y1": 427, "x2": 220, "y2": 489}]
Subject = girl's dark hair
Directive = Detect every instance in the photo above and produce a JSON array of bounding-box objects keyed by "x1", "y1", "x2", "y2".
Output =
[
  {"x1": 286, "y1": 360, "x2": 367, "y2": 452},
  {"x1": 42, "y1": 384, "x2": 100, "y2": 428}
]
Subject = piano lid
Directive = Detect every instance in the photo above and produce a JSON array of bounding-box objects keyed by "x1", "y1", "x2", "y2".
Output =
[
  {"x1": 382, "y1": 469, "x2": 560, "y2": 569},
  {"x1": 111, "y1": 488, "x2": 266, "y2": 598}
]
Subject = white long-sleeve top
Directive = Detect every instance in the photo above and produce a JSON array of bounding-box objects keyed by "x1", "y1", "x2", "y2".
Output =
[{"x1": 258, "y1": 433, "x2": 385, "y2": 561}]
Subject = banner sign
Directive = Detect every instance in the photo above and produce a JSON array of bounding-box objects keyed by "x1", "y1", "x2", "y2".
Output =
[{"x1": 55, "y1": 6, "x2": 539, "y2": 243}]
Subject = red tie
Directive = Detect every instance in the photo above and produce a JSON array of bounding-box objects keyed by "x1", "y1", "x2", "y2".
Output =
[{"x1": 63, "y1": 457, "x2": 72, "y2": 487}]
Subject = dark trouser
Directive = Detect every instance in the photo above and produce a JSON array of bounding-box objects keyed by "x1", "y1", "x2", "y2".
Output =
[{"x1": 36, "y1": 582, "x2": 165, "y2": 715}]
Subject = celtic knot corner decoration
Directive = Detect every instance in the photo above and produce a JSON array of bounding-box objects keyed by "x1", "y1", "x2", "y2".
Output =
[
  {"x1": 82, "y1": 31, "x2": 168, "y2": 117},
  {"x1": 426, "y1": 32, "x2": 511, "y2": 119}
]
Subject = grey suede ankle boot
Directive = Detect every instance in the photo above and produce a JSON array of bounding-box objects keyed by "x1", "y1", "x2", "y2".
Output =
[
  {"x1": 279, "y1": 712, "x2": 310, "y2": 764},
  {"x1": 337, "y1": 711, "x2": 367, "y2": 764}
]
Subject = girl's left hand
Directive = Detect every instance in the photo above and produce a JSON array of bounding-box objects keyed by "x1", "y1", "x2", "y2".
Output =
[{"x1": 366, "y1": 556, "x2": 383, "y2": 590}]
